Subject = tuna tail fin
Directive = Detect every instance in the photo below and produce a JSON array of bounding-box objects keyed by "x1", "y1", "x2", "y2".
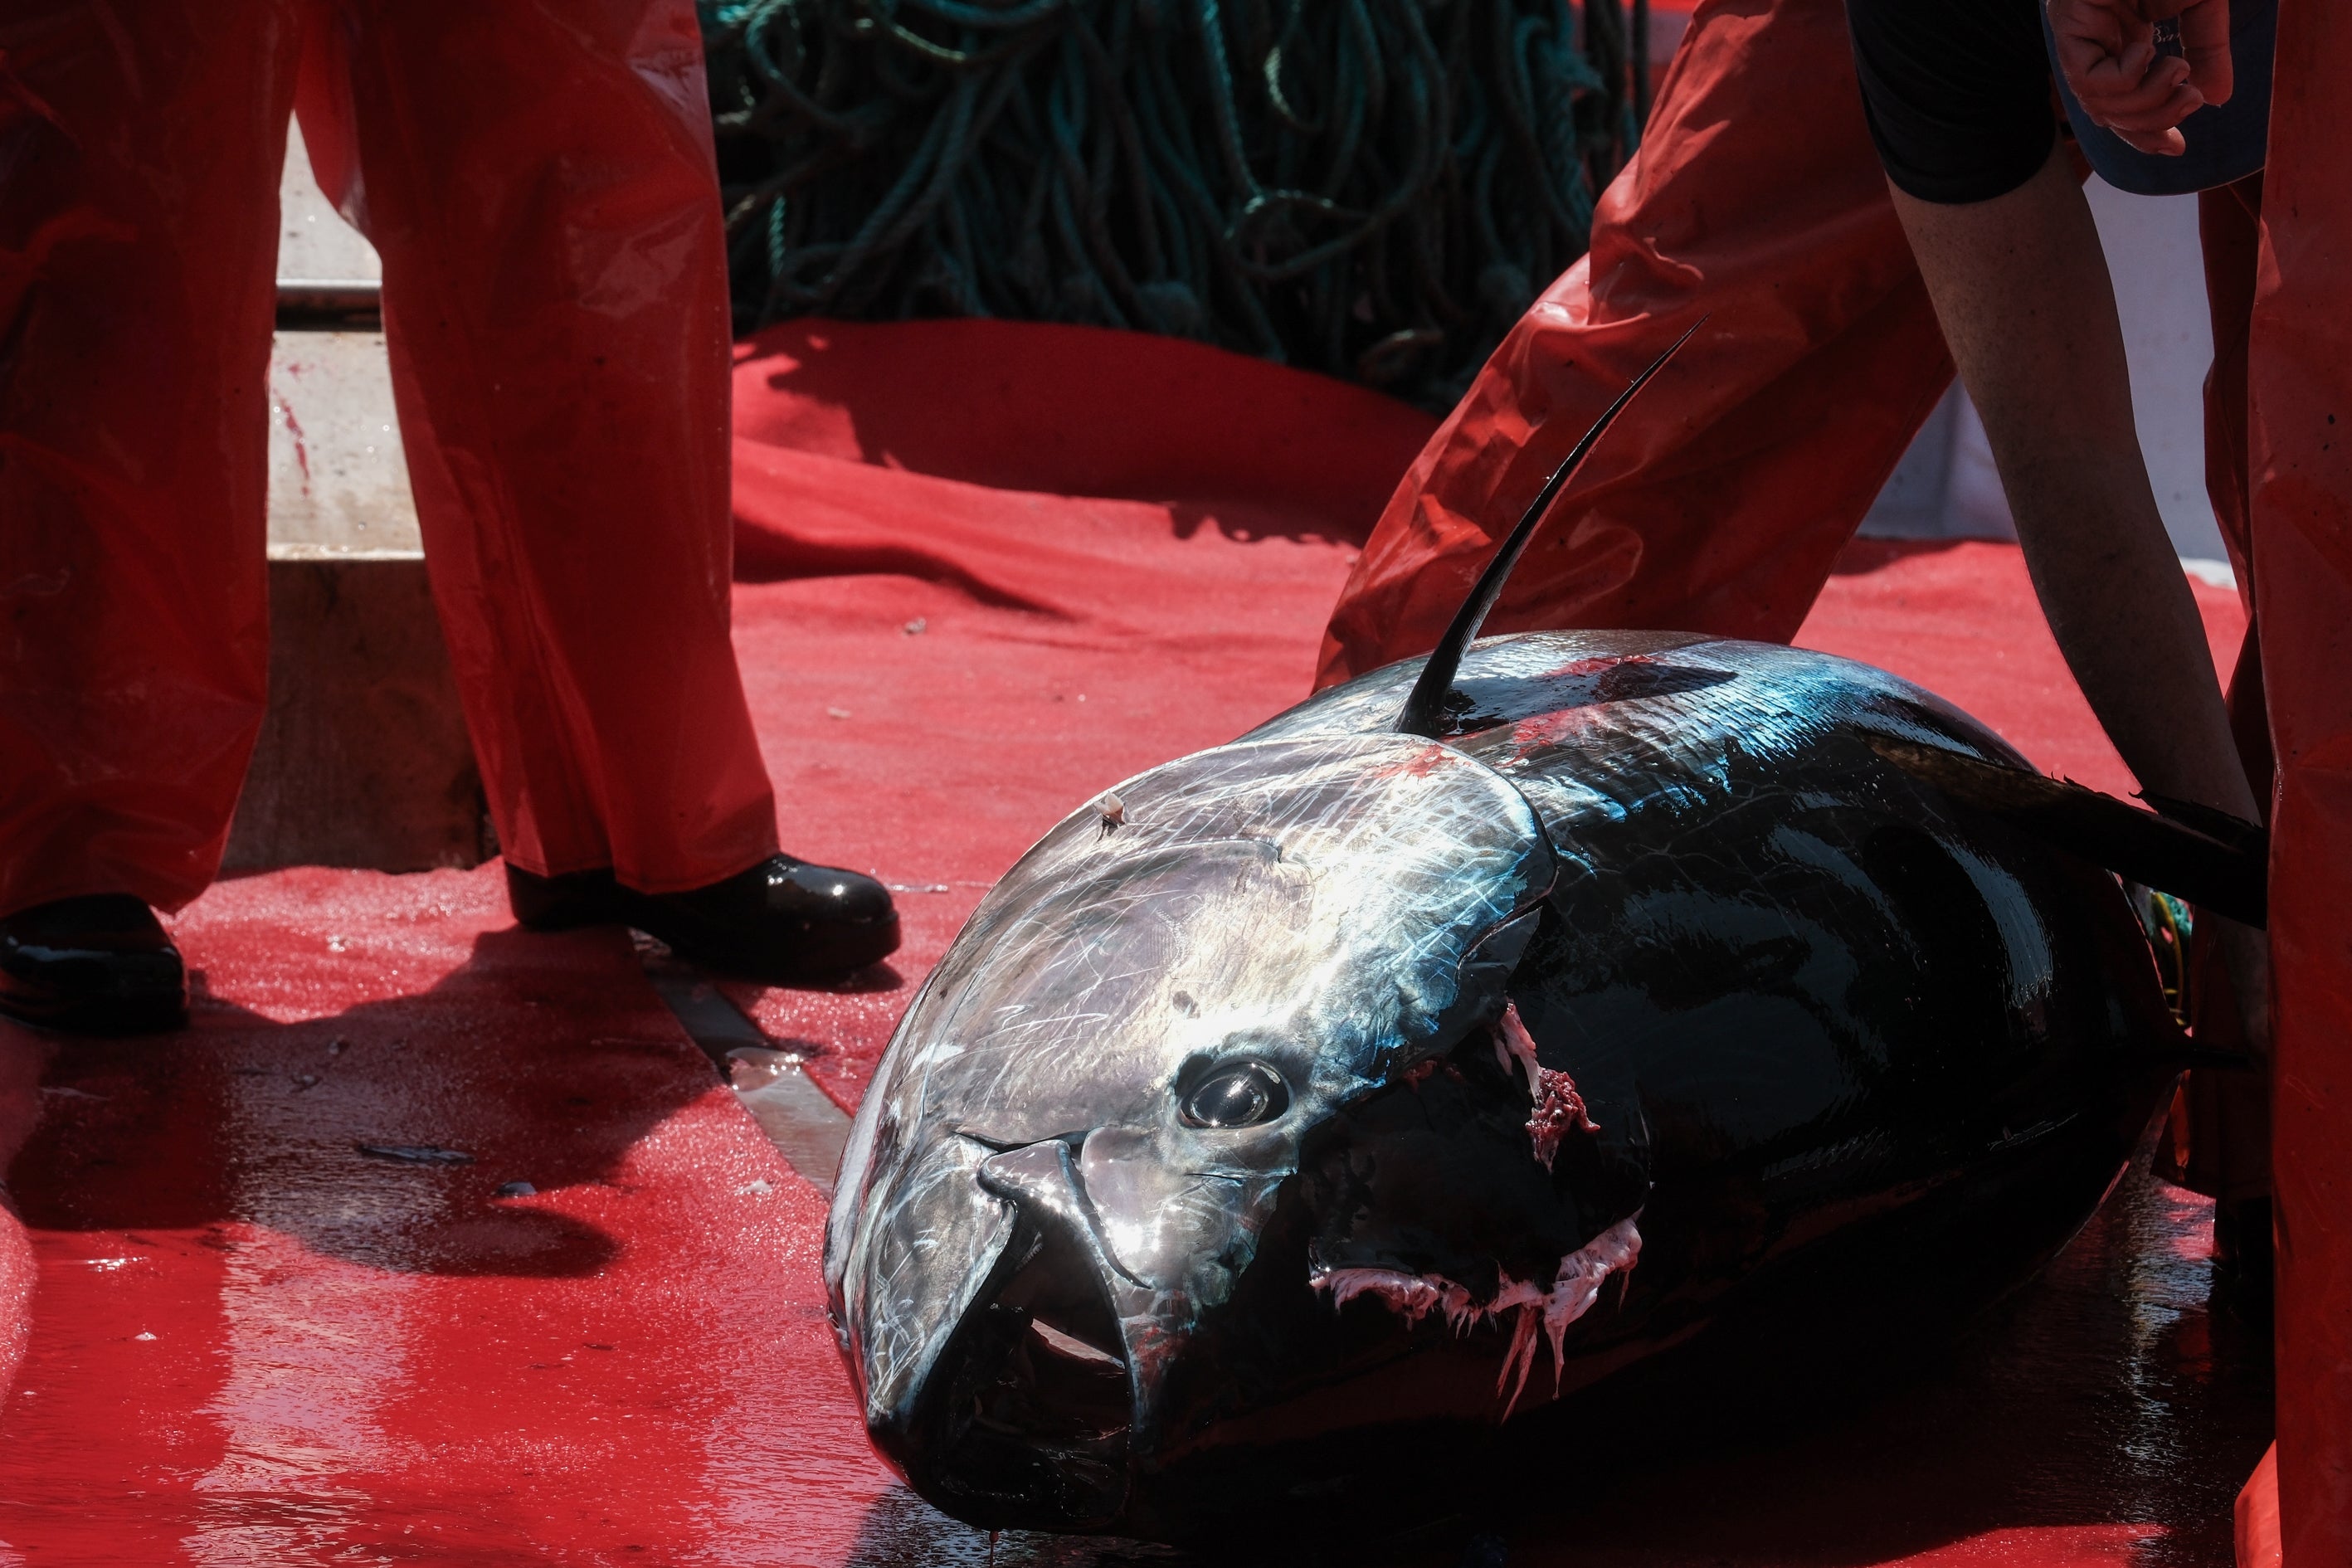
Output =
[
  {"x1": 1393, "y1": 320, "x2": 1704, "y2": 739},
  {"x1": 1866, "y1": 736, "x2": 2268, "y2": 928}
]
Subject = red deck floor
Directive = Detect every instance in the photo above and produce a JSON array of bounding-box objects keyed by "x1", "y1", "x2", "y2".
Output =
[{"x1": 0, "y1": 323, "x2": 2267, "y2": 1565}]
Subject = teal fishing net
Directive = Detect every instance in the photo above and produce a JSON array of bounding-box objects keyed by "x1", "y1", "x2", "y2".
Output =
[{"x1": 699, "y1": 0, "x2": 1641, "y2": 411}]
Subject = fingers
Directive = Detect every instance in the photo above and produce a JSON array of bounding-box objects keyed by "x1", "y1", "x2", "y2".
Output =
[
  {"x1": 2050, "y1": 0, "x2": 2135, "y2": 73},
  {"x1": 2179, "y1": 0, "x2": 2234, "y2": 104},
  {"x1": 2114, "y1": 125, "x2": 2190, "y2": 157},
  {"x1": 2052, "y1": 0, "x2": 2155, "y2": 105},
  {"x1": 2088, "y1": 52, "x2": 2196, "y2": 115},
  {"x1": 2096, "y1": 64, "x2": 2203, "y2": 124},
  {"x1": 2080, "y1": 56, "x2": 2203, "y2": 137},
  {"x1": 2048, "y1": 0, "x2": 2208, "y2": 157},
  {"x1": 2101, "y1": 90, "x2": 2203, "y2": 155}
]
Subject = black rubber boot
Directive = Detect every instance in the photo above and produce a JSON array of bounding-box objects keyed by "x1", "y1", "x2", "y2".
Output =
[
  {"x1": 504, "y1": 866, "x2": 629, "y2": 932},
  {"x1": 507, "y1": 855, "x2": 901, "y2": 982},
  {"x1": 0, "y1": 894, "x2": 188, "y2": 1035}
]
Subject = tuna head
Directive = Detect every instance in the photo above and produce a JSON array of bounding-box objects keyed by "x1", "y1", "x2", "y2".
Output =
[{"x1": 824, "y1": 733, "x2": 1556, "y2": 1532}]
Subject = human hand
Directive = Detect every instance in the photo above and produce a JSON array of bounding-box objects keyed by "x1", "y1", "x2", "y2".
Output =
[{"x1": 2048, "y1": 0, "x2": 2233, "y2": 156}]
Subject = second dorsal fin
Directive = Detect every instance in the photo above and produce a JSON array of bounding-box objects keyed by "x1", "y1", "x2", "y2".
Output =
[{"x1": 1393, "y1": 321, "x2": 1702, "y2": 739}]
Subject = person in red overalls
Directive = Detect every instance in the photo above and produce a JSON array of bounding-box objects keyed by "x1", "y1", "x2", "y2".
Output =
[
  {"x1": 0, "y1": 0, "x2": 899, "y2": 1036},
  {"x1": 1317, "y1": 1, "x2": 2348, "y2": 1561}
]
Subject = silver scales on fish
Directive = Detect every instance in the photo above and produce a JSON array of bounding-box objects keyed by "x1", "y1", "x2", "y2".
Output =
[{"x1": 822, "y1": 329, "x2": 2267, "y2": 1546}]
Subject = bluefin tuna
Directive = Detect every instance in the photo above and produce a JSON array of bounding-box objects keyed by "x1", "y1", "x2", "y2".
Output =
[{"x1": 821, "y1": 338, "x2": 2252, "y2": 1543}]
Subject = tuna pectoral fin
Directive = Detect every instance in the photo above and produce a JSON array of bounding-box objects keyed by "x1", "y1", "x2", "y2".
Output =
[{"x1": 1867, "y1": 736, "x2": 2267, "y2": 928}]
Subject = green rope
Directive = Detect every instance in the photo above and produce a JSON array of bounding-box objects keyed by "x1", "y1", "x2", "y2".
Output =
[{"x1": 701, "y1": 0, "x2": 1637, "y2": 411}]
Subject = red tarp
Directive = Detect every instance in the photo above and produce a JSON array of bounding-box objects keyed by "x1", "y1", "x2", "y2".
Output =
[{"x1": 0, "y1": 320, "x2": 2265, "y2": 1564}]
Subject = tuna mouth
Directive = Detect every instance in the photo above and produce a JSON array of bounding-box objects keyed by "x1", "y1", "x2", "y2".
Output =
[{"x1": 911, "y1": 1210, "x2": 1135, "y2": 1531}]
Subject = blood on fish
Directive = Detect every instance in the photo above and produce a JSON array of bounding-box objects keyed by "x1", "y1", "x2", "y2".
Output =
[
  {"x1": 1523, "y1": 1077, "x2": 1595, "y2": 1171},
  {"x1": 1488, "y1": 1273, "x2": 1549, "y2": 1415},
  {"x1": 1496, "y1": 1296, "x2": 1543, "y2": 1415},
  {"x1": 1371, "y1": 745, "x2": 1457, "y2": 782},
  {"x1": 1309, "y1": 1211, "x2": 1643, "y2": 1421},
  {"x1": 1492, "y1": 1002, "x2": 1598, "y2": 1169},
  {"x1": 1541, "y1": 1215, "x2": 1642, "y2": 1393},
  {"x1": 1399, "y1": 1058, "x2": 1465, "y2": 1093},
  {"x1": 1502, "y1": 704, "x2": 1610, "y2": 752},
  {"x1": 1475, "y1": 655, "x2": 1658, "y2": 758},
  {"x1": 1309, "y1": 1266, "x2": 1495, "y2": 1334},
  {"x1": 1536, "y1": 654, "x2": 1651, "y2": 683}
]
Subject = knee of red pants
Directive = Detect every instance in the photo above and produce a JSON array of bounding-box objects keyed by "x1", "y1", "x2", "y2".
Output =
[
  {"x1": 1316, "y1": 285, "x2": 1952, "y2": 689},
  {"x1": 1314, "y1": 0, "x2": 1950, "y2": 690}
]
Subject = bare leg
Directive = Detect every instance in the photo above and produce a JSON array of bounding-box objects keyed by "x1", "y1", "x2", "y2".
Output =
[{"x1": 1888, "y1": 145, "x2": 2266, "y2": 1035}]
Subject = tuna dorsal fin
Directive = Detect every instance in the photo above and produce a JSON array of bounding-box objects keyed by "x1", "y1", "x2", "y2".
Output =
[
  {"x1": 1866, "y1": 736, "x2": 2268, "y2": 928},
  {"x1": 1393, "y1": 321, "x2": 1703, "y2": 740}
]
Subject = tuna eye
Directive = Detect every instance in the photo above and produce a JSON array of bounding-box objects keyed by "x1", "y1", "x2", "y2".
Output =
[{"x1": 1181, "y1": 1061, "x2": 1289, "y2": 1128}]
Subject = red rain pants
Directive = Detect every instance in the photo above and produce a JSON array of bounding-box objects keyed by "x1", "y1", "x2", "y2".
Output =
[
  {"x1": 1320, "y1": 0, "x2": 2352, "y2": 1558},
  {"x1": 1314, "y1": 0, "x2": 1955, "y2": 687},
  {"x1": 0, "y1": 0, "x2": 780, "y2": 918},
  {"x1": 2247, "y1": 3, "x2": 2352, "y2": 1556}
]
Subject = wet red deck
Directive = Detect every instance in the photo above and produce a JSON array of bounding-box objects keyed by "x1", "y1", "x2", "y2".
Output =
[{"x1": 0, "y1": 323, "x2": 2266, "y2": 1565}]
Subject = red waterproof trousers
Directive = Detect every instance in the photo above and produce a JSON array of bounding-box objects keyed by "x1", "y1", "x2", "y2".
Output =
[
  {"x1": 0, "y1": 0, "x2": 780, "y2": 917},
  {"x1": 2247, "y1": 4, "x2": 2352, "y2": 1556}
]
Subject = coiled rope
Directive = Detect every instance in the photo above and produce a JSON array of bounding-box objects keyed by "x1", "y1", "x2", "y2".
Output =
[{"x1": 701, "y1": 0, "x2": 1639, "y2": 411}]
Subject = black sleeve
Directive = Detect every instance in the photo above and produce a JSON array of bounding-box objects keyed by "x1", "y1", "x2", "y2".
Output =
[{"x1": 1843, "y1": 0, "x2": 2057, "y2": 205}]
